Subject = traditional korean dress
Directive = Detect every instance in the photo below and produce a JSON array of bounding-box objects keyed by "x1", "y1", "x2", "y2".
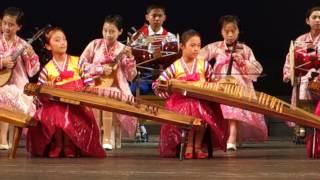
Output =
[
  {"x1": 27, "y1": 55, "x2": 106, "y2": 157},
  {"x1": 199, "y1": 41, "x2": 267, "y2": 142},
  {"x1": 153, "y1": 58, "x2": 229, "y2": 157},
  {"x1": 80, "y1": 40, "x2": 137, "y2": 138},
  {"x1": 0, "y1": 34, "x2": 40, "y2": 115}
]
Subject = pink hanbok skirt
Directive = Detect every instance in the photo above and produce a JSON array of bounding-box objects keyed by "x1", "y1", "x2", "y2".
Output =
[
  {"x1": 159, "y1": 93, "x2": 229, "y2": 157},
  {"x1": 221, "y1": 105, "x2": 268, "y2": 142}
]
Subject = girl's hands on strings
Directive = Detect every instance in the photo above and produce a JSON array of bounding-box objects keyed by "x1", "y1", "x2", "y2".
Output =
[
  {"x1": 2, "y1": 56, "x2": 15, "y2": 68},
  {"x1": 232, "y1": 52, "x2": 243, "y2": 64},
  {"x1": 2, "y1": 44, "x2": 36, "y2": 69},
  {"x1": 24, "y1": 44, "x2": 36, "y2": 57},
  {"x1": 103, "y1": 64, "x2": 113, "y2": 76},
  {"x1": 121, "y1": 46, "x2": 135, "y2": 67},
  {"x1": 45, "y1": 78, "x2": 56, "y2": 87},
  {"x1": 123, "y1": 46, "x2": 134, "y2": 59}
]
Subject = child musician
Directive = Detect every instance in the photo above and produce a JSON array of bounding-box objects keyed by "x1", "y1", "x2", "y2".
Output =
[
  {"x1": 27, "y1": 27, "x2": 105, "y2": 158},
  {"x1": 153, "y1": 29, "x2": 229, "y2": 159}
]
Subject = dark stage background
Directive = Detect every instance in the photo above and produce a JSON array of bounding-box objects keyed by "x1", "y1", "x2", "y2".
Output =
[{"x1": 1, "y1": 0, "x2": 320, "y2": 96}]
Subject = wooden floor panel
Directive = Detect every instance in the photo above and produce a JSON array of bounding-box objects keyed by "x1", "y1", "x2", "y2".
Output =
[{"x1": 0, "y1": 138, "x2": 319, "y2": 180}]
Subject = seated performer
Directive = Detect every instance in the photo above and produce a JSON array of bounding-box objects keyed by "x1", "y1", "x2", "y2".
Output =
[
  {"x1": 80, "y1": 15, "x2": 137, "y2": 150},
  {"x1": 0, "y1": 7, "x2": 40, "y2": 150},
  {"x1": 130, "y1": 3, "x2": 178, "y2": 142},
  {"x1": 291, "y1": 6, "x2": 320, "y2": 157},
  {"x1": 130, "y1": 3, "x2": 178, "y2": 95},
  {"x1": 27, "y1": 27, "x2": 106, "y2": 158},
  {"x1": 199, "y1": 15, "x2": 267, "y2": 150},
  {"x1": 283, "y1": 6, "x2": 320, "y2": 144},
  {"x1": 153, "y1": 29, "x2": 229, "y2": 159}
]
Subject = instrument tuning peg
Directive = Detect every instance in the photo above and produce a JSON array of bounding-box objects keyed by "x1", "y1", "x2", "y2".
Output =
[{"x1": 131, "y1": 26, "x2": 137, "y2": 32}]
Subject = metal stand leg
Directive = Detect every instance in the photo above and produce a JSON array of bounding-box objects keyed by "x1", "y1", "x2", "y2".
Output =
[{"x1": 180, "y1": 129, "x2": 186, "y2": 160}]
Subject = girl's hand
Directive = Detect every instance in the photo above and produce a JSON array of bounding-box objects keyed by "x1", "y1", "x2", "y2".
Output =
[
  {"x1": 103, "y1": 64, "x2": 113, "y2": 76},
  {"x1": 2, "y1": 56, "x2": 15, "y2": 68},
  {"x1": 24, "y1": 44, "x2": 35, "y2": 57},
  {"x1": 123, "y1": 46, "x2": 133, "y2": 59},
  {"x1": 45, "y1": 79, "x2": 56, "y2": 87},
  {"x1": 232, "y1": 52, "x2": 244, "y2": 64}
]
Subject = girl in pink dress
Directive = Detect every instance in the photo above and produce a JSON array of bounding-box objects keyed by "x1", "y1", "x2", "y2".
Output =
[
  {"x1": 80, "y1": 15, "x2": 137, "y2": 150},
  {"x1": 291, "y1": 6, "x2": 320, "y2": 158},
  {"x1": 27, "y1": 27, "x2": 105, "y2": 158},
  {"x1": 199, "y1": 15, "x2": 267, "y2": 150},
  {"x1": 153, "y1": 29, "x2": 229, "y2": 159},
  {"x1": 0, "y1": 7, "x2": 40, "y2": 150}
]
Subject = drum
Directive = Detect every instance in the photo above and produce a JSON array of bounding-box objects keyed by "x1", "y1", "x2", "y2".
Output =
[
  {"x1": 308, "y1": 80, "x2": 320, "y2": 100},
  {"x1": 131, "y1": 34, "x2": 180, "y2": 68},
  {"x1": 294, "y1": 41, "x2": 320, "y2": 77}
]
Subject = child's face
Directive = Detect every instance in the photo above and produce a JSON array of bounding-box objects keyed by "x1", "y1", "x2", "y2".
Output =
[
  {"x1": 102, "y1": 22, "x2": 122, "y2": 46},
  {"x1": 181, "y1": 35, "x2": 201, "y2": 59},
  {"x1": 1, "y1": 15, "x2": 21, "y2": 38},
  {"x1": 306, "y1": 10, "x2": 320, "y2": 31},
  {"x1": 46, "y1": 30, "x2": 68, "y2": 55},
  {"x1": 221, "y1": 22, "x2": 239, "y2": 45},
  {"x1": 145, "y1": 8, "x2": 166, "y2": 30}
]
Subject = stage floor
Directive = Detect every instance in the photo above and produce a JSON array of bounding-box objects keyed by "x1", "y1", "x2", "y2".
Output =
[{"x1": 0, "y1": 138, "x2": 319, "y2": 180}]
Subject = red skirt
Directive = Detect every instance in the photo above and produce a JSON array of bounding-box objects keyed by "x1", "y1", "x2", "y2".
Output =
[
  {"x1": 306, "y1": 101, "x2": 320, "y2": 158},
  {"x1": 159, "y1": 93, "x2": 229, "y2": 157},
  {"x1": 26, "y1": 80, "x2": 106, "y2": 157}
]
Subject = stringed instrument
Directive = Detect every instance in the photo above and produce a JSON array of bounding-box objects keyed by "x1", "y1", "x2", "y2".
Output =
[
  {"x1": 24, "y1": 83, "x2": 201, "y2": 160},
  {"x1": 0, "y1": 25, "x2": 50, "y2": 87},
  {"x1": 307, "y1": 70, "x2": 320, "y2": 100},
  {"x1": 156, "y1": 79, "x2": 320, "y2": 129},
  {"x1": 93, "y1": 46, "x2": 128, "y2": 87},
  {"x1": 0, "y1": 108, "x2": 36, "y2": 158},
  {"x1": 216, "y1": 42, "x2": 243, "y2": 85},
  {"x1": 24, "y1": 83, "x2": 201, "y2": 129}
]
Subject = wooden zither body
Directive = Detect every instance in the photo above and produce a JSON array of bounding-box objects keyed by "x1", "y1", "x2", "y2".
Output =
[
  {"x1": 24, "y1": 83, "x2": 201, "y2": 129},
  {"x1": 0, "y1": 108, "x2": 36, "y2": 158},
  {"x1": 0, "y1": 108, "x2": 35, "y2": 127},
  {"x1": 157, "y1": 79, "x2": 320, "y2": 129}
]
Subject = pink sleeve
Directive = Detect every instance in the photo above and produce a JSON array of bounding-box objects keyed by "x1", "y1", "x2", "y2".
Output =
[
  {"x1": 80, "y1": 40, "x2": 105, "y2": 84},
  {"x1": 121, "y1": 56, "x2": 137, "y2": 81},
  {"x1": 283, "y1": 54, "x2": 290, "y2": 82},
  {"x1": 199, "y1": 43, "x2": 217, "y2": 61},
  {"x1": 204, "y1": 60, "x2": 213, "y2": 81},
  {"x1": 240, "y1": 46, "x2": 263, "y2": 82},
  {"x1": 80, "y1": 41, "x2": 96, "y2": 64},
  {"x1": 22, "y1": 53, "x2": 40, "y2": 77}
]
